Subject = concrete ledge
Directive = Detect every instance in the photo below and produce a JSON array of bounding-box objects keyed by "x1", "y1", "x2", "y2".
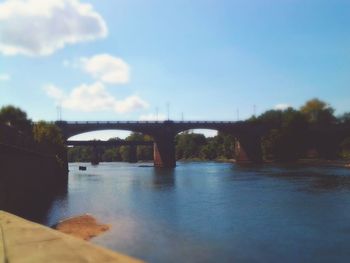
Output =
[{"x1": 0, "y1": 211, "x2": 143, "y2": 263}]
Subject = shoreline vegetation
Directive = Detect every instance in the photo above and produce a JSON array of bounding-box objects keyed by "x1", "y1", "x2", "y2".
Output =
[
  {"x1": 54, "y1": 214, "x2": 110, "y2": 241},
  {"x1": 1, "y1": 98, "x2": 350, "y2": 172},
  {"x1": 69, "y1": 158, "x2": 350, "y2": 168}
]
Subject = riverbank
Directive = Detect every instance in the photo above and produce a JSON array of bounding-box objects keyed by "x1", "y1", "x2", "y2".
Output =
[
  {"x1": 0, "y1": 211, "x2": 142, "y2": 262},
  {"x1": 70, "y1": 158, "x2": 350, "y2": 168},
  {"x1": 296, "y1": 158, "x2": 350, "y2": 168},
  {"x1": 54, "y1": 214, "x2": 110, "y2": 240},
  {"x1": 179, "y1": 157, "x2": 350, "y2": 168},
  {"x1": 247, "y1": 158, "x2": 350, "y2": 168}
]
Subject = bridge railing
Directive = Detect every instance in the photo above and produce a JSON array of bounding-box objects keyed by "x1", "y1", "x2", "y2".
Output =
[{"x1": 55, "y1": 120, "x2": 239, "y2": 125}]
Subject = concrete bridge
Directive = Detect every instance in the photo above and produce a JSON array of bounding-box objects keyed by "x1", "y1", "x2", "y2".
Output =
[
  {"x1": 56, "y1": 120, "x2": 268, "y2": 168},
  {"x1": 67, "y1": 139, "x2": 154, "y2": 164},
  {"x1": 66, "y1": 140, "x2": 154, "y2": 147}
]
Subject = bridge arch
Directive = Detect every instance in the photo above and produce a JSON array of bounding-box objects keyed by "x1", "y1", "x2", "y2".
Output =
[
  {"x1": 56, "y1": 121, "x2": 155, "y2": 139},
  {"x1": 66, "y1": 130, "x2": 154, "y2": 165},
  {"x1": 176, "y1": 128, "x2": 218, "y2": 137},
  {"x1": 56, "y1": 121, "x2": 264, "y2": 167},
  {"x1": 68, "y1": 130, "x2": 133, "y2": 141}
]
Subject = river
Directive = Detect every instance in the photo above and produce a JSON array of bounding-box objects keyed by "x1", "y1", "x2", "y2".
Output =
[{"x1": 41, "y1": 162, "x2": 350, "y2": 262}]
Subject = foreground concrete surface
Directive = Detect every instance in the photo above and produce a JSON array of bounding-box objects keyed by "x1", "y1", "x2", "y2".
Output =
[{"x1": 0, "y1": 211, "x2": 143, "y2": 263}]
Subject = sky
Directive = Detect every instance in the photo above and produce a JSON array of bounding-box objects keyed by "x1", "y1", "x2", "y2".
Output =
[{"x1": 1, "y1": 0, "x2": 350, "y2": 139}]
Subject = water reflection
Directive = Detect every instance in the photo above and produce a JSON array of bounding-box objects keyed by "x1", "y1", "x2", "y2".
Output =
[
  {"x1": 4, "y1": 162, "x2": 350, "y2": 263},
  {"x1": 230, "y1": 164, "x2": 350, "y2": 192},
  {"x1": 152, "y1": 168, "x2": 175, "y2": 189}
]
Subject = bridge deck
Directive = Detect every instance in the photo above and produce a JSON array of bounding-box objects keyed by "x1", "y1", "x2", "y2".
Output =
[
  {"x1": 56, "y1": 120, "x2": 238, "y2": 124},
  {"x1": 66, "y1": 140, "x2": 154, "y2": 146}
]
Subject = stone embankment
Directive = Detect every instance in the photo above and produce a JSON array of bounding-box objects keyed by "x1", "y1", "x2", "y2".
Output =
[{"x1": 0, "y1": 211, "x2": 143, "y2": 263}]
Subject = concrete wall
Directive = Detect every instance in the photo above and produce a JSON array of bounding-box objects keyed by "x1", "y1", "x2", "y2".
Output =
[{"x1": 0, "y1": 143, "x2": 68, "y2": 222}]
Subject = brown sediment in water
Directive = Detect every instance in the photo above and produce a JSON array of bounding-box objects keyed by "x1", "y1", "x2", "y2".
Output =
[{"x1": 54, "y1": 214, "x2": 110, "y2": 240}]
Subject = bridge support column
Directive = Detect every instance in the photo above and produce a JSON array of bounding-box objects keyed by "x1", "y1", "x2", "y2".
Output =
[
  {"x1": 91, "y1": 145, "x2": 100, "y2": 165},
  {"x1": 235, "y1": 135, "x2": 262, "y2": 164},
  {"x1": 153, "y1": 134, "x2": 176, "y2": 168},
  {"x1": 128, "y1": 145, "x2": 137, "y2": 163}
]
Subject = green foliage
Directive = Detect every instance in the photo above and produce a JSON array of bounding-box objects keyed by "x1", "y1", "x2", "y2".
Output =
[
  {"x1": 137, "y1": 145, "x2": 153, "y2": 161},
  {"x1": 176, "y1": 133, "x2": 207, "y2": 159},
  {"x1": 175, "y1": 132, "x2": 234, "y2": 160},
  {"x1": 0, "y1": 105, "x2": 32, "y2": 133},
  {"x1": 33, "y1": 121, "x2": 64, "y2": 148},
  {"x1": 256, "y1": 109, "x2": 283, "y2": 127},
  {"x1": 119, "y1": 145, "x2": 132, "y2": 162},
  {"x1": 300, "y1": 98, "x2": 336, "y2": 125},
  {"x1": 259, "y1": 107, "x2": 308, "y2": 161},
  {"x1": 126, "y1": 132, "x2": 153, "y2": 161},
  {"x1": 338, "y1": 112, "x2": 350, "y2": 124},
  {"x1": 33, "y1": 121, "x2": 66, "y2": 161},
  {"x1": 340, "y1": 137, "x2": 350, "y2": 159},
  {"x1": 102, "y1": 148, "x2": 122, "y2": 162},
  {"x1": 0, "y1": 105, "x2": 67, "y2": 171},
  {"x1": 68, "y1": 146, "x2": 92, "y2": 162}
]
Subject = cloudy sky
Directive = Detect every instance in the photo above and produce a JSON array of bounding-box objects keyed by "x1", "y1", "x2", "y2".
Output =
[{"x1": 1, "y1": 0, "x2": 350, "y2": 138}]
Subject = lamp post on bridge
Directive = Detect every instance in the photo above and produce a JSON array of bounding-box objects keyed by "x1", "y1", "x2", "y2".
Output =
[{"x1": 166, "y1": 102, "x2": 170, "y2": 120}]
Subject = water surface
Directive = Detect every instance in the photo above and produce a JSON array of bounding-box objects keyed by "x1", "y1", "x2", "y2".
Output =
[{"x1": 44, "y1": 162, "x2": 350, "y2": 263}]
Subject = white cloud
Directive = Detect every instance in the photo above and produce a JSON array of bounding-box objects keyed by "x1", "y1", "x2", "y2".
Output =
[
  {"x1": 43, "y1": 84, "x2": 65, "y2": 100},
  {"x1": 0, "y1": 73, "x2": 10, "y2": 81},
  {"x1": 80, "y1": 54, "x2": 130, "y2": 84},
  {"x1": 44, "y1": 82, "x2": 148, "y2": 113},
  {"x1": 114, "y1": 95, "x2": 148, "y2": 113},
  {"x1": 274, "y1": 103, "x2": 290, "y2": 110},
  {"x1": 0, "y1": 0, "x2": 107, "y2": 56},
  {"x1": 139, "y1": 113, "x2": 166, "y2": 121}
]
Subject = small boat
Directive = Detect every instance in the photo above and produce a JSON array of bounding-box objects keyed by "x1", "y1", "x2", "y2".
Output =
[
  {"x1": 91, "y1": 158, "x2": 99, "y2": 165},
  {"x1": 79, "y1": 166, "x2": 87, "y2": 171}
]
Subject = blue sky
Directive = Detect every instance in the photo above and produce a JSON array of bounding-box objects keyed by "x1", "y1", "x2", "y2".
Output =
[{"x1": 1, "y1": 0, "x2": 349, "y2": 139}]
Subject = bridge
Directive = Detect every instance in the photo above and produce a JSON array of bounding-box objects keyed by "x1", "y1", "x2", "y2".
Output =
[
  {"x1": 66, "y1": 140, "x2": 154, "y2": 164},
  {"x1": 56, "y1": 120, "x2": 268, "y2": 168},
  {"x1": 66, "y1": 140, "x2": 153, "y2": 147}
]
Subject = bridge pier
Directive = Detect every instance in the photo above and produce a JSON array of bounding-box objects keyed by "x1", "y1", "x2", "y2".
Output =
[
  {"x1": 128, "y1": 145, "x2": 137, "y2": 163},
  {"x1": 153, "y1": 135, "x2": 176, "y2": 168},
  {"x1": 235, "y1": 135, "x2": 262, "y2": 164},
  {"x1": 91, "y1": 145, "x2": 100, "y2": 165}
]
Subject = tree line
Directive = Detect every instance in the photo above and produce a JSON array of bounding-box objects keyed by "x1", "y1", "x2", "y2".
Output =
[
  {"x1": 0, "y1": 105, "x2": 66, "y2": 166},
  {"x1": 254, "y1": 98, "x2": 350, "y2": 161},
  {"x1": 2, "y1": 98, "x2": 350, "y2": 164}
]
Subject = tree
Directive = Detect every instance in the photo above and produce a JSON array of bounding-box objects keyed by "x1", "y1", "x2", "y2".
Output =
[
  {"x1": 0, "y1": 105, "x2": 32, "y2": 134},
  {"x1": 33, "y1": 121, "x2": 66, "y2": 159},
  {"x1": 102, "y1": 148, "x2": 121, "y2": 162},
  {"x1": 300, "y1": 98, "x2": 336, "y2": 125},
  {"x1": 119, "y1": 145, "x2": 131, "y2": 162},
  {"x1": 176, "y1": 133, "x2": 207, "y2": 159},
  {"x1": 68, "y1": 146, "x2": 92, "y2": 162},
  {"x1": 256, "y1": 109, "x2": 283, "y2": 127},
  {"x1": 338, "y1": 112, "x2": 350, "y2": 124},
  {"x1": 259, "y1": 108, "x2": 308, "y2": 161},
  {"x1": 340, "y1": 137, "x2": 350, "y2": 159}
]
